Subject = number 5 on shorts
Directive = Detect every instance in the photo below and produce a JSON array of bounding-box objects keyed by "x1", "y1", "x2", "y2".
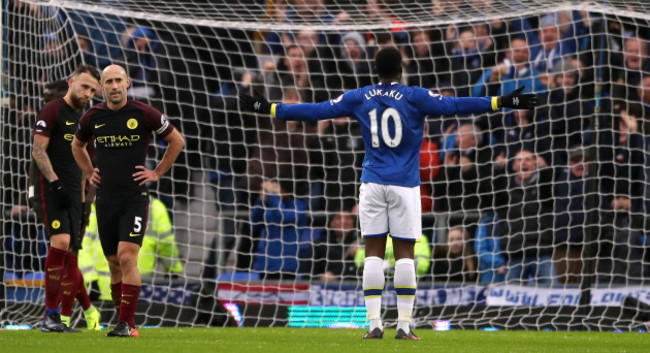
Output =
[{"x1": 130, "y1": 216, "x2": 143, "y2": 237}]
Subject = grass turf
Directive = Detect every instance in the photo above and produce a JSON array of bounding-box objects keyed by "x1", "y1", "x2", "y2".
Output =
[{"x1": 1, "y1": 327, "x2": 649, "y2": 353}]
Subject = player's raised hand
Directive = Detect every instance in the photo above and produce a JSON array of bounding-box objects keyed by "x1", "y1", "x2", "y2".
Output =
[
  {"x1": 133, "y1": 165, "x2": 159, "y2": 186},
  {"x1": 499, "y1": 85, "x2": 538, "y2": 110},
  {"x1": 239, "y1": 93, "x2": 272, "y2": 115}
]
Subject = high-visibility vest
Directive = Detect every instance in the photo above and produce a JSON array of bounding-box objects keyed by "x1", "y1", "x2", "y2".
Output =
[{"x1": 354, "y1": 235, "x2": 431, "y2": 276}]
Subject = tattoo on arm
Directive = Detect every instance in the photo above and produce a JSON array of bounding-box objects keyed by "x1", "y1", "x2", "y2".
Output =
[{"x1": 32, "y1": 137, "x2": 57, "y2": 182}]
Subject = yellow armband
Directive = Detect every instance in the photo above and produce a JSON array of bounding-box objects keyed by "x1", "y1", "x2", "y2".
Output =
[
  {"x1": 271, "y1": 103, "x2": 277, "y2": 118},
  {"x1": 491, "y1": 96, "x2": 499, "y2": 111}
]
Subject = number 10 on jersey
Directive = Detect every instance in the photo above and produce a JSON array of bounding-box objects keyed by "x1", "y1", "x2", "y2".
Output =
[{"x1": 369, "y1": 108, "x2": 402, "y2": 148}]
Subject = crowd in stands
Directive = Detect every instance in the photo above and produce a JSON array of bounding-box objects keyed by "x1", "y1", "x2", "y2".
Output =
[{"x1": 4, "y1": 0, "x2": 650, "y2": 287}]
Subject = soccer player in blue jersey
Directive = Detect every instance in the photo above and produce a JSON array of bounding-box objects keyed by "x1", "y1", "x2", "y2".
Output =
[{"x1": 240, "y1": 46, "x2": 537, "y2": 340}]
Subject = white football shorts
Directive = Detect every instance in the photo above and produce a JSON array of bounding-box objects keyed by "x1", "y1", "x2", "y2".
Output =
[{"x1": 358, "y1": 182, "x2": 422, "y2": 242}]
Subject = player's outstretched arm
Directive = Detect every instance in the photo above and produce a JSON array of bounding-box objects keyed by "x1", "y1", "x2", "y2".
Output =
[
  {"x1": 239, "y1": 93, "x2": 355, "y2": 121},
  {"x1": 421, "y1": 85, "x2": 537, "y2": 116},
  {"x1": 498, "y1": 85, "x2": 538, "y2": 110}
]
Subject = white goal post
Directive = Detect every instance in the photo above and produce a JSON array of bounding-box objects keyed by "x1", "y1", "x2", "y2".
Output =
[{"x1": 2, "y1": 0, "x2": 650, "y2": 331}]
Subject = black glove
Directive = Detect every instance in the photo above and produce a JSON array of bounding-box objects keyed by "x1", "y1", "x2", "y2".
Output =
[
  {"x1": 499, "y1": 85, "x2": 538, "y2": 110},
  {"x1": 49, "y1": 179, "x2": 71, "y2": 209},
  {"x1": 239, "y1": 93, "x2": 272, "y2": 115}
]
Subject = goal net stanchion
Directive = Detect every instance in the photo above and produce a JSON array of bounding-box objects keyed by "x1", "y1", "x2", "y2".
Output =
[{"x1": 2, "y1": 0, "x2": 650, "y2": 330}]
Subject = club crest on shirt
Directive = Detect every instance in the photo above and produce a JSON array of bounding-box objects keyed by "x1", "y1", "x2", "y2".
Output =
[
  {"x1": 52, "y1": 220, "x2": 61, "y2": 229},
  {"x1": 127, "y1": 118, "x2": 138, "y2": 130}
]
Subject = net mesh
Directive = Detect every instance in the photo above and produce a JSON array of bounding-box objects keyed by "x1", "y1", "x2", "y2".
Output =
[{"x1": 2, "y1": 0, "x2": 650, "y2": 330}]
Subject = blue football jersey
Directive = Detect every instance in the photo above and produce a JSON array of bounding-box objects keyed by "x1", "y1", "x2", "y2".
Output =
[{"x1": 274, "y1": 82, "x2": 498, "y2": 187}]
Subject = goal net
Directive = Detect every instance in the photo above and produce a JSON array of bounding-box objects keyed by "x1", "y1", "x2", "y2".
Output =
[{"x1": 2, "y1": 0, "x2": 650, "y2": 331}]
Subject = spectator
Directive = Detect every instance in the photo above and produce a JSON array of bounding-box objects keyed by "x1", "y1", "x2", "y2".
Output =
[
  {"x1": 596, "y1": 213, "x2": 649, "y2": 285},
  {"x1": 265, "y1": 44, "x2": 310, "y2": 102},
  {"x1": 548, "y1": 59, "x2": 593, "y2": 165},
  {"x1": 553, "y1": 146, "x2": 589, "y2": 284},
  {"x1": 475, "y1": 214, "x2": 506, "y2": 284},
  {"x1": 5, "y1": 1, "x2": 47, "y2": 110},
  {"x1": 315, "y1": 116, "x2": 365, "y2": 212},
  {"x1": 432, "y1": 226, "x2": 476, "y2": 283},
  {"x1": 433, "y1": 123, "x2": 493, "y2": 214},
  {"x1": 2, "y1": 90, "x2": 39, "y2": 278},
  {"x1": 450, "y1": 29, "x2": 485, "y2": 97},
  {"x1": 79, "y1": 196, "x2": 184, "y2": 301},
  {"x1": 365, "y1": 0, "x2": 408, "y2": 46},
  {"x1": 472, "y1": 21, "x2": 504, "y2": 67},
  {"x1": 575, "y1": 14, "x2": 622, "y2": 100},
  {"x1": 406, "y1": 30, "x2": 437, "y2": 89},
  {"x1": 624, "y1": 75, "x2": 650, "y2": 135},
  {"x1": 42, "y1": 79, "x2": 69, "y2": 104},
  {"x1": 596, "y1": 103, "x2": 650, "y2": 285},
  {"x1": 239, "y1": 88, "x2": 316, "y2": 202},
  {"x1": 431, "y1": 0, "x2": 461, "y2": 19},
  {"x1": 5, "y1": 78, "x2": 70, "y2": 279},
  {"x1": 501, "y1": 109, "x2": 551, "y2": 165},
  {"x1": 513, "y1": 11, "x2": 585, "y2": 73},
  {"x1": 420, "y1": 127, "x2": 440, "y2": 213},
  {"x1": 295, "y1": 28, "x2": 337, "y2": 102},
  {"x1": 473, "y1": 37, "x2": 547, "y2": 98},
  {"x1": 76, "y1": 34, "x2": 98, "y2": 68},
  {"x1": 251, "y1": 179, "x2": 309, "y2": 280},
  {"x1": 65, "y1": 8, "x2": 126, "y2": 68},
  {"x1": 595, "y1": 108, "x2": 647, "y2": 283},
  {"x1": 236, "y1": 89, "x2": 318, "y2": 268},
  {"x1": 123, "y1": 26, "x2": 171, "y2": 105},
  {"x1": 38, "y1": 30, "x2": 79, "y2": 92},
  {"x1": 494, "y1": 149, "x2": 557, "y2": 285},
  {"x1": 530, "y1": 13, "x2": 578, "y2": 83},
  {"x1": 310, "y1": 211, "x2": 362, "y2": 281},
  {"x1": 329, "y1": 32, "x2": 373, "y2": 93},
  {"x1": 612, "y1": 37, "x2": 649, "y2": 104},
  {"x1": 599, "y1": 105, "x2": 645, "y2": 215},
  {"x1": 265, "y1": 0, "x2": 334, "y2": 55}
]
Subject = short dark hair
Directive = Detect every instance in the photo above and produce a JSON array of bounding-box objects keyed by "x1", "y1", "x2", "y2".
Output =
[
  {"x1": 43, "y1": 80, "x2": 68, "y2": 103},
  {"x1": 73, "y1": 64, "x2": 101, "y2": 82},
  {"x1": 375, "y1": 46, "x2": 402, "y2": 80},
  {"x1": 374, "y1": 31, "x2": 393, "y2": 46},
  {"x1": 284, "y1": 44, "x2": 301, "y2": 56}
]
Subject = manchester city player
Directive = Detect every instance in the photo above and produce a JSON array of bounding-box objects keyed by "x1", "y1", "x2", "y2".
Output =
[
  {"x1": 239, "y1": 46, "x2": 537, "y2": 340},
  {"x1": 72, "y1": 65, "x2": 185, "y2": 337}
]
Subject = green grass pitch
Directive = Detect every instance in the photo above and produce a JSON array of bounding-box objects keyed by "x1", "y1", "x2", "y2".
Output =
[{"x1": 1, "y1": 327, "x2": 649, "y2": 353}]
